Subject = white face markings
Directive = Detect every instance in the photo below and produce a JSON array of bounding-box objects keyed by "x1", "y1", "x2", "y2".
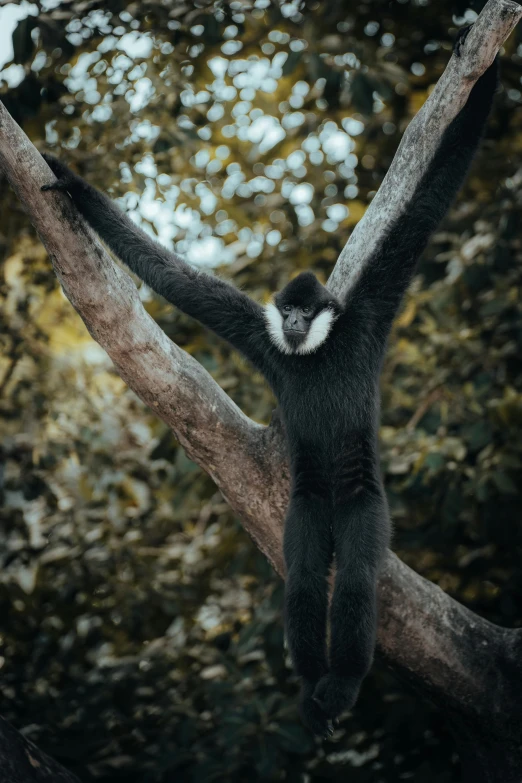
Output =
[
  {"x1": 264, "y1": 302, "x2": 293, "y2": 354},
  {"x1": 264, "y1": 303, "x2": 337, "y2": 355},
  {"x1": 300, "y1": 308, "x2": 336, "y2": 354}
]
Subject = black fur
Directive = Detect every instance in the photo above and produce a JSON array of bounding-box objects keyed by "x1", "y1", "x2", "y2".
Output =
[{"x1": 41, "y1": 43, "x2": 497, "y2": 737}]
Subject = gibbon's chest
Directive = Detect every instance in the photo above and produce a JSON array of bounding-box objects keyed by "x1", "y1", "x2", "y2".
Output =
[
  {"x1": 274, "y1": 351, "x2": 371, "y2": 410},
  {"x1": 264, "y1": 315, "x2": 382, "y2": 420}
]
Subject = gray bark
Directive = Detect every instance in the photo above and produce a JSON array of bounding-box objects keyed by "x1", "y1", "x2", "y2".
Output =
[{"x1": 0, "y1": 1, "x2": 521, "y2": 781}]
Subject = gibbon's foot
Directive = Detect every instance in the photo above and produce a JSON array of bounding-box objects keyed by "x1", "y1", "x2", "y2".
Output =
[
  {"x1": 313, "y1": 674, "x2": 361, "y2": 720},
  {"x1": 41, "y1": 153, "x2": 77, "y2": 191},
  {"x1": 299, "y1": 680, "x2": 333, "y2": 738},
  {"x1": 454, "y1": 24, "x2": 472, "y2": 58}
]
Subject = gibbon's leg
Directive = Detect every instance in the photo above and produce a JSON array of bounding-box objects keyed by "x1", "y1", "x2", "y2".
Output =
[
  {"x1": 313, "y1": 488, "x2": 390, "y2": 720},
  {"x1": 283, "y1": 493, "x2": 333, "y2": 736}
]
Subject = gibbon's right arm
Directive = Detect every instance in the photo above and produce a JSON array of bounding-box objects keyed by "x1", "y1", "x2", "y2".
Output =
[
  {"x1": 348, "y1": 30, "x2": 498, "y2": 334},
  {"x1": 41, "y1": 155, "x2": 270, "y2": 371}
]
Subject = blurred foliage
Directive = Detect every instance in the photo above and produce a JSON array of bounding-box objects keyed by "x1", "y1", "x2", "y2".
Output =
[{"x1": 1, "y1": 0, "x2": 522, "y2": 780}]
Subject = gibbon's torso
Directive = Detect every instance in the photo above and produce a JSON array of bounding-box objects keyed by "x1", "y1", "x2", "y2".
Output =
[{"x1": 264, "y1": 310, "x2": 383, "y2": 481}]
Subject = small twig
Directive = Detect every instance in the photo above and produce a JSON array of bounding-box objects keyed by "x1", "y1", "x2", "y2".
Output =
[
  {"x1": 0, "y1": 354, "x2": 20, "y2": 397},
  {"x1": 406, "y1": 387, "x2": 443, "y2": 431}
]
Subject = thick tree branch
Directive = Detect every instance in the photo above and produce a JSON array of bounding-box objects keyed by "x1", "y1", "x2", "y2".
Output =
[
  {"x1": 1, "y1": 1, "x2": 522, "y2": 780},
  {"x1": 0, "y1": 105, "x2": 286, "y2": 566}
]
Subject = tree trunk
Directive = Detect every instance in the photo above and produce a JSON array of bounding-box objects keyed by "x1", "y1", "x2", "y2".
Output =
[{"x1": 454, "y1": 723, "x2": 522, "y2": 783}]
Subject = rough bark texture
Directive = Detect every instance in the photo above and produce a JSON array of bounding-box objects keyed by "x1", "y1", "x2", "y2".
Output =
[
  {"x1": 0, "y1": 718, "x2": 80, "y2": 782},
  {"x1": 1, "y1": 1, "x2": 522, "y2": 781}
]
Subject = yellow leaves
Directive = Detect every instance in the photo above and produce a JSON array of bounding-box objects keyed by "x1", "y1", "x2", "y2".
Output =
[
  {"x1": 392, "y1": 337, "x2": 422, "y2": 364},
  {"x1": 488, "y1": 386, "x2": 522, "y2": 427},
  {"x1": 345, "y1": 200, "x2": 366, "y2": 226},
  {"x1": 34, "y1": 288, "x2": 91, "y2": 354},
  {"x1": 78, "y1": 473, "x2": 94, "y2": 501},
  {"x1": 120, "y1": 476, "x2": 152, "y2": 516},
  {"x1": 3, "y1": 251, "x2": 25, "y2": 287},
  {"x1": 409, "y1": 87, "x2": 429, "y2": 116},
  {"x1": 395, "y1": 298, "x2": 417, "y2": 328}
]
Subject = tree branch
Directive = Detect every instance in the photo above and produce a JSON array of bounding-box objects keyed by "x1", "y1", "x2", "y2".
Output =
[
  {"x1": 1, "y1": 0, "x2": 522, "y2": 778},
  {"x1": 0, "y1": 717, "x2": 80, "y2": 782},
  {"x1": 0, "y1": 102, "x2": 286, "y2": 565}
]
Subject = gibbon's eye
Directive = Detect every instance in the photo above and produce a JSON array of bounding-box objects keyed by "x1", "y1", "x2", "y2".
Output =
[
  {"x1": 301, "y1": 306, "x2": 311, "y2": 315},
  {"x1": 283, "y1": 305, "x2": 292, "y2": 313}
]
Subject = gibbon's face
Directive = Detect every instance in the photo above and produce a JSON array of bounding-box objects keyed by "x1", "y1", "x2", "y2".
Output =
[{"x1": 265, "y1": 272, "x2": 340, "y2": 355}]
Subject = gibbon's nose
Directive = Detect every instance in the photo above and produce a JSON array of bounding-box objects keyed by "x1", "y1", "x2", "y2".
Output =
[{"x1": 285, "y1": 308, "x2": 306, "y2": 333}]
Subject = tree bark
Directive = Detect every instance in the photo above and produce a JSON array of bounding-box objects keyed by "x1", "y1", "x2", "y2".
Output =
[
  {"x1": 1, "y1": 1, "x2": 522, "y2": 781},
  {"x1": 0, "y1": 717, "x2": 80, "y2": 782}
]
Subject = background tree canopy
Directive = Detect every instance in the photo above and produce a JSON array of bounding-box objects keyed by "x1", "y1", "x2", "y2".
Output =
[{"x1": 0, "y1": 0, "x2": 521, "y2": 780}]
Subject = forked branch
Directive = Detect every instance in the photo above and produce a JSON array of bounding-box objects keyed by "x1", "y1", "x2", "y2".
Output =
[{"x1": 1, "y1": 1, "x2": 521, "y2": 780}]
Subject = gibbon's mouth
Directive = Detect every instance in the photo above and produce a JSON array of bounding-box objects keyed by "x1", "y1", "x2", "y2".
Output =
[{"x1": 284, "y1": 327, "x2": 306, "y2": 334}]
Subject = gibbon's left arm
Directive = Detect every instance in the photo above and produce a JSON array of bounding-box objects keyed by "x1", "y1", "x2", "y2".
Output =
[
  {"x1": 349, "y1": 40, "x2": 498, "y2": 333},
  {"x1": 41, "y1": 155, "x2": 271, "y2": 372}
]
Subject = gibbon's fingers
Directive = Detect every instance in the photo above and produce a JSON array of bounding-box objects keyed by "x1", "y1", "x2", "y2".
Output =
[
  {"x1": 41, "y1": 155, "x2": 78, "y2": 192},
  {"x1": 41, "y1": 181, "x2": 71, "y2": 192}
]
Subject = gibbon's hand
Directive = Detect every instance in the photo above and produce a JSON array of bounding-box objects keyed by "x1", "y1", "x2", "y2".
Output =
[
  {"x1": 41, "y1": 153, "x2": 81, "y2": 192},
  {"x1": 454, "y1": 24, "x2": 472, "y2": 58}
]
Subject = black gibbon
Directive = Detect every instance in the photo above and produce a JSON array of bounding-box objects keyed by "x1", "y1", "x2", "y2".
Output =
[{"x1": 41, "y1": 35, "x2": 497, "y2": 737}]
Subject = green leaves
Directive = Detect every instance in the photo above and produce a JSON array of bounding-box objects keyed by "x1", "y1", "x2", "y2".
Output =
[{"x1": 274, "y1": 722, "x2": 315, "y2": 754}]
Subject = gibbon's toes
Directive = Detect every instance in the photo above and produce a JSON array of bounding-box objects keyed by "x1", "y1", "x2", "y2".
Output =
[
  {"x1": 299, "y1": 681, "x2": 331, "y2": 738},
  {"x1": 300, "y1": 695, "x2": 331, "y2": 738},
  {"x1": 313, "y1": 674, "x2": 361, "y2": 720}
]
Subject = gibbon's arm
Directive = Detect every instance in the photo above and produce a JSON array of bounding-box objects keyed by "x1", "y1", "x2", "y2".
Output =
[
  {"x1": 348, "y1": 45, "x2": 498, "y2": 331},
  {"x1": 41, "y1": 155, "x2": 270, "y2": 371}
]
